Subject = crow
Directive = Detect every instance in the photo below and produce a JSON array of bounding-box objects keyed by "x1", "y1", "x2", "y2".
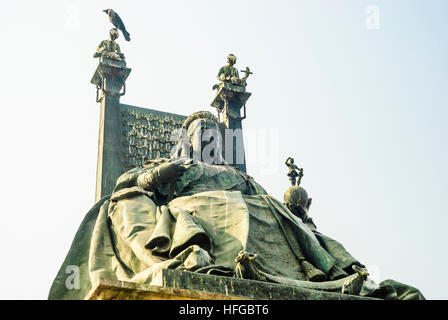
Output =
[{"x1": 103, "y1": 9, "x2": 131, "y2": 41}]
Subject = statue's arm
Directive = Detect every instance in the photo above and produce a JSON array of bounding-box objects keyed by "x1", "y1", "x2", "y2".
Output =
[
  {"x1": 217, "y1": 67, "x2": 226, "y2": 80},
  {"x1": 137, "y1": 167, "x2": 160, "y2": 190},
  {"x1": 137, "y1": 159, "x2": 186, "y2": 191},
  {"x1": 96, "y1": 40, "x2": 106, "y2": 54},
  {"x1": 113, "y1": 167, "x2": 143, "y2": 193}
]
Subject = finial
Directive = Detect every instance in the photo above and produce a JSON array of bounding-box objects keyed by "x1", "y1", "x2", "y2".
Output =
[{"x1": 285, "y1": 157, "x2": 303, "y2": 186}]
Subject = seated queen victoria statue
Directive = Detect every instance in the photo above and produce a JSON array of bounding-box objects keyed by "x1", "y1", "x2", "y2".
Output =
[{"x1": 49, "y1": 111, "x2": 424, "y2": 300}]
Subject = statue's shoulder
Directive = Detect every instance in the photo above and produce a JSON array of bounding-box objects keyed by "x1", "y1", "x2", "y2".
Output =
[
  {"x1": 217, "y1": 65, "x2": 227, "y2": 74},
  {"x1": 113, "y1": 166, "x2": 145, "y2": 194}
]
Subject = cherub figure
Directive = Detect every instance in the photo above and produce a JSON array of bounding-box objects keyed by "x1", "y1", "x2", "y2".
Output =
[
  {"x1": 285, "y1": 157, "x2": 303, "y2": 186},
  {"x1": 93, "y1": 28, "x2": 125, "y2": 61},
  {"x1": 214, "y1": 54, "x2": 251, "y2": 89},
  {"x1": 217, "y1": 54, "x2": 241, "y2": 84}
]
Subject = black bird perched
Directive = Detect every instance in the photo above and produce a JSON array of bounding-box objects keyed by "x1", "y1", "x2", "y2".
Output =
[{"x1": 103, "y1": 9, "x2": 131, "y2": 41}]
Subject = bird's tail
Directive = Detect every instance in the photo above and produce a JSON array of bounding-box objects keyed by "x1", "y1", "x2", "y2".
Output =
[{"x1": 123, "y1": 29, "x2": 131, "y2": 41}]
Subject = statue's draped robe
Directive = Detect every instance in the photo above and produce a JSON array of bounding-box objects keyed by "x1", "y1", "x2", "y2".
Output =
[{"x1": 49, "y1": 159, "x2": 424, "y2": 300}]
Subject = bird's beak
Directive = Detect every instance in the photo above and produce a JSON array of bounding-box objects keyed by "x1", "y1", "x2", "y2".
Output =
[{"x1": 103, "y1": 9, "x2": 108, "y2": 13}]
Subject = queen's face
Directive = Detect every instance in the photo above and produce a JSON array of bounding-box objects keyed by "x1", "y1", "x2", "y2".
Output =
[{"x1": 188, "y1": 119, "x2": 223, "y2": 164}]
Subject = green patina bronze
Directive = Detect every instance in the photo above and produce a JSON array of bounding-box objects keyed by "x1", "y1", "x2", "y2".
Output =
[
  {"x1": 217, "y1": 54, "x2": 241, "y2": 84},
  {"x1": 214, "y1": 54, "x2": 252, "y2": 90},
  {"x1": 285, "y1": 157, "x2": 304, "y2": 186},
  {"x1": 94, "y1": 28, "x2": 125, "y2": 61},
  {"x1": 49, "y1": 111, "x2": 424, "y2": 300},
  {"x1": 50, "y1": 29, "x2": 426, "y2": 299},
  {"x1": 211, "y1": 55, "x2": 252, "y2": 172}
]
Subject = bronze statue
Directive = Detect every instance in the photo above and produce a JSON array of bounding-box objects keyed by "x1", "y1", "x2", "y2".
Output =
[
  {"x1": 285, "y1": 157, "x2": 303, "y2": 186},
  {"x1": 217, "y1": 54, "x2": 240, "y2": 83},
  {"x1": 93, "y1": 28, "x2": 125, "y2": 61},
  {"x1": 281, "y1": 180, "x2": 424, "y2": 299},
  {"x1": 49, "y1": 111, "x2": 425, "y2": 300},
  {"x1": 214, "y1": 54, "x2": 252, "y2": 89}
]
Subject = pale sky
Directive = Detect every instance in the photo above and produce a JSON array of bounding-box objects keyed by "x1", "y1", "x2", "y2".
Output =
[{"x1": 0, "y1": 0, "x2": 447, "y2": 299}]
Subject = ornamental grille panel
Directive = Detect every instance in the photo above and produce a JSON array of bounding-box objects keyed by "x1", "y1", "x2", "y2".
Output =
[{"x1": 119, "y1": 104, "x2": 186, "y2": 171}]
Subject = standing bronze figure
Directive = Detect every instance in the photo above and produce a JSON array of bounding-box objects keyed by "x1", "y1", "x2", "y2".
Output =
[{"x1": 285, "y1": 157, "x2": 303, "y2": 186}]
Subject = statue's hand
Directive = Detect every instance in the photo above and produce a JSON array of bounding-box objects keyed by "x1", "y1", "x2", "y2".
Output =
[
  {"x1": 138, "y1": 159, "x2": 187, "y2": 190},
  {"x1": 156, "y1": 159, "x2": 187, "y2": 184}
]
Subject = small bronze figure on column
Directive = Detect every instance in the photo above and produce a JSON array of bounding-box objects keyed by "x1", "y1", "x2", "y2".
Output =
[{"x1": 285, "y1": 157, "x2": 303, "y2": 186}]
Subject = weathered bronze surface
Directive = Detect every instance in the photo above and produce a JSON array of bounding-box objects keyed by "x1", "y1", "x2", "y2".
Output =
[
  {"x1": 212, "y1": 54, "x2": 252, "y2": 110},
  {"x1": 86, "y1": 277, "x2": 246, "y2": 300},
  {"x1": 93, "y1": 29, "x2": 125, "y2": 61},
  {"x1": 50, "y1": 23, "x2": 426, "y2": 300},
  {"x1": 86, "y1": 270, "x2": 379, "y2": 300},
  {"x1": 91, "y1": 44, "x2": 131, "y2": 201},
  {"x1": 285, "y1": 157, "x2": 303, "y2": 186},
  {"x1": 211, "y1": 55, "x2": 252, "y2": 172},
  {"x1": 49, "y1": 112, "x2": 425, "y2": 300}
]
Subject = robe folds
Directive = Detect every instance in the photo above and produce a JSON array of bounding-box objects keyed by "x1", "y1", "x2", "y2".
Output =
[{"x1": 49, "y1": 160, "x2": 424, "y2": 300}]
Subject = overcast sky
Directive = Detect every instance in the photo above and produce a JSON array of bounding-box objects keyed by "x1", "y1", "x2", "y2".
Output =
[{"x1": 0, "y1": 0, "x2": 447, "y2": 299}]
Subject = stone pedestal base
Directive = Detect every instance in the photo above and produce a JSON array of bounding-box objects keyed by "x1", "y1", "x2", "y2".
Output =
[{"x1": 85, "y1": 270, "x2": 378, "y2": 300}]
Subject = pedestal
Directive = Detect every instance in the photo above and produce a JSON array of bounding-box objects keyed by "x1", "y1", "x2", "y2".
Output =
[
  {"x1": 211, "y1": 83, "x2": 251, "y2": 173},
  {"x1": 91, "y1": 58, "x2": 131, "y2": 201},
  {"x1": 86, "y1": 270, "x2": 379, "y2": 300}
]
